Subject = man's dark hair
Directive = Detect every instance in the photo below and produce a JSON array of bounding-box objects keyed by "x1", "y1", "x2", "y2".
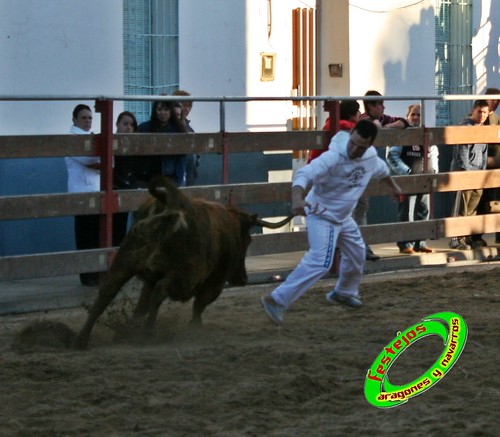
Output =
[
  {"x1": 339, "y1": 100, "x2": 360, "y2": 120},
  {"x1": 363, "y1": 90, "x2": 383, "y2": 111},
  {"x1": 72, "y1": 104, "x2": 91, "y2": 119},
  {"x1": 472, "y1": 99, "x2": 489, "y2": 109},
  {"x1": 353, "y1": 119, "x2": 378, "y2": 142},
  {"x1": 485, "y1": 87, "x2": 500, "y2": 95}
]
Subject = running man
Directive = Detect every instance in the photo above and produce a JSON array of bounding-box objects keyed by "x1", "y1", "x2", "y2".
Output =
[{"x1": 260, "y1": 119, "x2": 402, "y2": 325}]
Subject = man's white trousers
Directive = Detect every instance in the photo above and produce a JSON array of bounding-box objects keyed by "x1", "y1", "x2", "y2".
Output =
[{"x1": 271, "y1": 214, "x2": 365, "y2": 308}]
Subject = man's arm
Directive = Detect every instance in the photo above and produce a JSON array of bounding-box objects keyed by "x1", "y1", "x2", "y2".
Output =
[
  {"x1": 381, "y1": 175, "x2": 402, "y2": 201},
  {"x1": 386, "y1": 146, "x2": 410, "y2": 175},
  {"x1": 454, "y1": 144, "x2": 474, "y2": 170},
  {"x1": 384, "y1": 119, "x2": 408, "y2": 129},
  {"x1": 291, "y1": 185, "x2": 311, "y2": 216},
  {"x1": 380, "y1": 114, "x2": 409, "y2": 129}
]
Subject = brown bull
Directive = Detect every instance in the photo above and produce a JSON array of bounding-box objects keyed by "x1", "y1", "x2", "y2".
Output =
[{"x1": 73, "y1": 177, "x2": 292, "y2": 349}]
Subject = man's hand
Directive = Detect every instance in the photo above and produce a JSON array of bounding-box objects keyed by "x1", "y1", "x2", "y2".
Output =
[
  {"x1": 391, "y1": 184, "x2": 403, "y2": 202},
  {"x1": 291, "y1": 185, "x2": 311, "y2": 216},
  {"x1": 382, "y1": 175, "x2": 402, "y2": 201},
  {"x1": 292, "y1": 198, "x2": 311, "y2": 216}
]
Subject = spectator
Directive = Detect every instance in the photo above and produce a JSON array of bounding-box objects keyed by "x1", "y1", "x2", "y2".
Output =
[
  {"x1": 386, "y1": 104, "x2": 438, "y2": 253},
  {"x1": 173, "y1": 90, "x2": 199, "y2": 186},
  {"x1": 358, "y1": 90, "x2": 409, "y2": 260},
  {"x1": 449, "y1": 100, "x2": 489, "y2": 250},
  {"x1": 307, "y1": 100, "x2": 361, "y2": 163},
  {"x1": 138, "y1": 100, "x2": 187, "y2": 186},
  {"x1": 113, "y1": 111, "x2": 139, "y2": 245},
  {"x1": 260, "y1": 120, "x2": 402, "y2": 325},
  {"x1": 65, "y1": 104, "x2": 100, "y2": 286},
  {"x1": 475, "y1": 87, "x2": 500, "y2": 244}
]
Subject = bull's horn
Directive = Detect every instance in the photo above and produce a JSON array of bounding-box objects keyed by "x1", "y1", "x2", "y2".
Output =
[{"x1": 255, "y1": 215, "x2": 294, "y2": 229}]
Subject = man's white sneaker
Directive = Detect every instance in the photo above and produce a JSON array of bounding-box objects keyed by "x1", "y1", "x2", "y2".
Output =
[
  {"x1": 260, "y1": 295, "x2": 284, "y2": 325},
  {"x1": 326, "y1": 291, "x2": 363, "y2": 309}
]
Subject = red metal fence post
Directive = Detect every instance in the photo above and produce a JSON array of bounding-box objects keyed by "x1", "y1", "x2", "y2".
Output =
[
  {"x1": 94, "y1": 99, "x2": 118, "y2": 254},
  {"x1": 324, "y1": 99, "x2": 340, "y2": 143}
]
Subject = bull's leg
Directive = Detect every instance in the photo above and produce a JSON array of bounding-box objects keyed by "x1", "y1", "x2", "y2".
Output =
[
  {"x1": 191, "y1": 282, "x2": 225, "y2": 325},
  {"x1": 73, "y1": 270, "x2": 133, "y2": 350},
  {"x1": 132, "y1": 281, "x2": 155, "y2": 319},
  {"x1": 143, "y1": 277, "x2": 173, "y2": 336}
]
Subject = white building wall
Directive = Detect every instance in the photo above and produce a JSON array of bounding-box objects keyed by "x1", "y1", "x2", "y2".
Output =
[
  {"x1": 179, "y1": 0, "x2": 316, "y2": 133},
  {"x1": 245, "y1": 0, "x2": 315, "y2": 131},
  {"x1": 0, "y1": 0, "x2": 124, "y2": 135},
  {"x1": 0, "y1": 0, "x2": 123, "y2": 255},
  {"x1": 346, "y1": 0, "x2": 436, "y2": 125},
  {"x1": 472, "y1": 0, "x2": 500, "y2": 92},
  {"x1": 318, "y1": 1, "x2": 350, "y2": 98},
  {"x1": 178, "y1": 0, "x2": 247, "y2": 132}
]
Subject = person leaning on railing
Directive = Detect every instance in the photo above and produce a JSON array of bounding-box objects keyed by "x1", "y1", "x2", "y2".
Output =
[
  {"x1": 386, "y1": 104, "x2": 439, "y2": 254},
  {"x1": 358, "y1": 90, "x2": 409, "y2": 261},
  {"x1": 112, "y1": 111, "x2": 139, "y2": 245},
  {"x1": 138, "y1": 99, "x2": 188, "y2": 187},
  {"x1": 173, "y1": 90, "x2": 199, "y2": 186},
  {"x1": 474, "y1": 88, "x2": 500, "y2": 245},
  {"x1": 449, "y1": 100, "x2": 490, "y2": 250},
  {"x1": 64, "y1": 104, "x2": 101, "y2": 287}
]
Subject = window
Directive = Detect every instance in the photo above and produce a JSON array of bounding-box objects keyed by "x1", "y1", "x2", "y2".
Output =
[
  {"x1": 291, "y1": 7, "x2": 317, "y2": 131},
  {"x1": 435, "y1": 0, "x2": 473, "y2": 126},
  {"x1": 123, "y1": 0, "x2": 179, "y2": 123}
]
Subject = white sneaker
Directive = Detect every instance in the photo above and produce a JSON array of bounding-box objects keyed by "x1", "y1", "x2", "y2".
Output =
[
  {"x1": 260, "y1": 295, "x2": 284, "y2": 325},
  {"x1": 326, "y1": 291, "x2": 363, "y2": 309}
]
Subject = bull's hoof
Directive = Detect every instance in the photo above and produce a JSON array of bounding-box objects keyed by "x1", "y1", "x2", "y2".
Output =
[
  {"x1": 188, "y1": 318, "x2": 202, "y2": 328},
  {"x1": 142, "y1": 323, "x2": 157, "y2": 339},
  {"x1": 72, "y1": 335, "x2": 89, "y2": 350}
]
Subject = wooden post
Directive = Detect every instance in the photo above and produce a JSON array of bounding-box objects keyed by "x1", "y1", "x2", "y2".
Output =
[
  {"x1": 323, "y1": 99, "x2": 341, "y2": 274},
  {"x1": 94, "y1": 99, "x2": 118, "y2": 256}
]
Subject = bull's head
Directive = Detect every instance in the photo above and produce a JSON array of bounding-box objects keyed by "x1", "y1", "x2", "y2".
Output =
[{"x1": 227, "y1": 212, "x2": 294, "y2": 286}]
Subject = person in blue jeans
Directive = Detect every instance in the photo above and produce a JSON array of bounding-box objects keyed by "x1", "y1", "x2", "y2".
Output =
[{"x1": 386, "y1": 104, "x2": 439, "y2": 254}]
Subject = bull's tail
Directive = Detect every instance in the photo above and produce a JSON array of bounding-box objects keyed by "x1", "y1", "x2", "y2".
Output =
[{"x1": 148, "y1": 176, "x2": 182, "y2": 205}]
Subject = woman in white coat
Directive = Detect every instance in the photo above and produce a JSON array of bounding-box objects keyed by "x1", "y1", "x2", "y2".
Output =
[{"x1": 65, "y1": 104, "x2": 101, "y2": 286}]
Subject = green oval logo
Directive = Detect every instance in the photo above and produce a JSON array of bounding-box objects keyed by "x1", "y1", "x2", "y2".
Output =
[{"x1": 364, "y1": 312, "x2": 467, "y2": 408}]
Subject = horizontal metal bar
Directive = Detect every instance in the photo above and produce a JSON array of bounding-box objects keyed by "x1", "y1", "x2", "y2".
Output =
[{"x1": 1, "y1": 94, "x2": 499, "y2": 103}]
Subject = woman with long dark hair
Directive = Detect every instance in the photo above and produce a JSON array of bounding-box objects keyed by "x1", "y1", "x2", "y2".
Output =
[{"x1": 138, "y1": 100, "x2": 188, "y2": 186}]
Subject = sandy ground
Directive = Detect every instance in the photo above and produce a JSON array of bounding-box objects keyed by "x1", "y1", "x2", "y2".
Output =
[{"x1": 1, "y1": 264, "x2": 499, "y2": 436}]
